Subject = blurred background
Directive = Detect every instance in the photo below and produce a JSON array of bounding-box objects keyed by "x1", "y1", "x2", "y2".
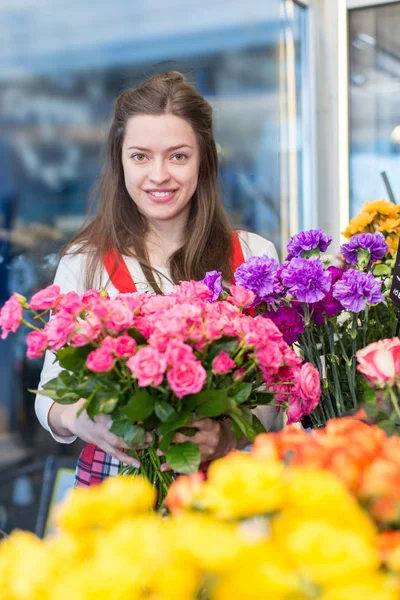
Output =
[{"x1": 0, "y1": 0, "x2": 399, "y2": 533}]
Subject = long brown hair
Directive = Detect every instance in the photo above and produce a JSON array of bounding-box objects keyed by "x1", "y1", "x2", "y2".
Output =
[{"x1": 63, "y1": 71, "x2": 234, "y2": 293}]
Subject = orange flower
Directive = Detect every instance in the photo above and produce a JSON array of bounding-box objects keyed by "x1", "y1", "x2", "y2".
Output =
[
  {"x1": 369, "y1": 496, "x2": 400, "y2": 526},
  {"x1": 252, "y1": 433, "x2": 280, "y2": 462},
  {"x1": 165, "y1": 472, "x2": 205, "y2": 514},
  {"x1": 360, "y1": 459, "x2": 400, "y2": 500},
  {"x1": 378, "y1": 531, "x2": 400, "y2": 572}
]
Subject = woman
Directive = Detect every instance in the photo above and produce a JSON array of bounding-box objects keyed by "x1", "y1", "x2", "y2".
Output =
[{"x1": 35, "y1": 72, "x2": 279, "y2": 486}]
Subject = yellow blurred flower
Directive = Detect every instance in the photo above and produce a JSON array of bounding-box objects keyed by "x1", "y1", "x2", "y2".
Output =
[
  {"x1": 211, "y1": 541, "x2": 301, "y2": 600},
  {"x1": 322, "y1": 574, "x2": 399, "y2": 600},
  {"x1": 167, "y1": 513, "x2": 252, "y2": 574},
  {"x1": 272, "y1": 514, "x2": 379, "y2": 586},
  {"x1": 364, "y1": 199, "x2": 399, "y2": 217},
  {"x1": 56, "y1": 475, "x2": 155, "y2": 533},
  {"x1": 343, "y1": 211, "x2": 375, "y2": 238},
  {"x1": 284, "y1": 468, "x2": 376, "y2": 538},
  {"x1": 195, "y1": 452, "x2": 284, "y2": 519}
]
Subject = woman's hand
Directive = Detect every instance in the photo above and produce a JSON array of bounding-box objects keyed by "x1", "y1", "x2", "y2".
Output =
[
  {"x1": 173, "y1": 418, "x2": 238, "y2": 463},
  {"x1": 49, "y1": 399, "x2": 144, "y2": 467}
]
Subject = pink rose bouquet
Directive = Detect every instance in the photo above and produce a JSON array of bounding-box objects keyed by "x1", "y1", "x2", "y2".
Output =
[{"x1": 0, "y1": 281, "x2": 320, "y2": 502}]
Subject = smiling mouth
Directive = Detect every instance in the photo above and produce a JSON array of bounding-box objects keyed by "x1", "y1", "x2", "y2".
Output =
[{"x1": 145, "y1": 189, "x2": 178, "y2": 202}]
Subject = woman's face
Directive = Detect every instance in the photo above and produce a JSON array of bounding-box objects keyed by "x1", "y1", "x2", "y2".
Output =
[{"x1": 121, "y1": 114, "x2": 201, "y2": 228}]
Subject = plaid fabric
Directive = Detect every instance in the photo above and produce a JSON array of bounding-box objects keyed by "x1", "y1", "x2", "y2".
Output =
[{"x1": 74, "y1": 443, "x2": 121, "y2": 487}]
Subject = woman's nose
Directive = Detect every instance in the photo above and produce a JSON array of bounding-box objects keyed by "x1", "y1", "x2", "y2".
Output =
[{"x1": 149, "y1": 159, "x2": 171, "y2": 184}]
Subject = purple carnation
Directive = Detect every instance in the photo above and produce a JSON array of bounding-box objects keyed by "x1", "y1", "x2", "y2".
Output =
[
  {"x1": 200, "y1": 270, "x2": 223, "y2": 301},
  {"x1": 280, "y1": 257, "x2": 332, "y2": 304},
  {"x1": 332, "y1": 269, "x2": 383, "y2": 313},
  {"x1": 341, "y1": 232, "x2": 388, "y2": 268},
  {"x1": 266, "y1": 305, "x2": 304, "y2": 345},
  {"x1": 286, "y1": 229, "x2": 333, "y2": 260},
  {"x1": 234, "y1": 255, "x2": 279, "y2": 306},
  {"x1": 312, "y1": 266, "x2": 345, "y2": 325}
]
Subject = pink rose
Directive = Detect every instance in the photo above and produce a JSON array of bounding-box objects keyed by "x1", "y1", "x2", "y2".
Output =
[
  {"x1": 165, "y1": 341, "x2": 195, "y2": 365},
  {"x1": 105, "y1": 300, "x2": 134, "y2": 333},
  {"x1": 356, "y1": 339, "x2": 397, "y2": 387},
  {"x1": 57, "y1": 291, "x2": 83, "y2": 315},
  {"x1": 167, "y1": 360, "x2": 207, "y2": 398},
  {"x1": 29, "y1": 285, "x2": 61, "y2": 311},
  {"x1": 286, "y1": 396, "x2": 305, "y2": 425},
  {"x1": 86, "y1": 347, "x2": 115, "y2": 372},
  {"x1": 45, "y1": 311, "x2": 76, "y2": 350},
  {"x1": 126, "y1": 347, "x2": 167, "y2": 387},
  {"x1": 173, "y1": 281, "x2": 212, "y2": 302},
  {"x1": 233, "y1": 368, "x2": 246, "y2": 380},
  {"x1": 230, "y1": 284, "x2": 256, "y2": 308},
  {"x1": 295, "y1": 362, "x2": 321, "y2": 410},
  {"x1": 255, "y1": 344, "x2": 284, "y2": 371},
  {"x1": 26, "y1": 330, "x2": 48, "y2": 358},
  {"x1": 212, "y1": 351, "x2": 236, "y2": 375},
  {"x1": 114, "y1": 334, "x2": 137, "y2": 358},
  {"x1": 115, "y1": 293, "x2": 144, "y2": 313},
  {"x1": 70, "y1": 320, "x2": 100, "y2": 347},
  {"x1": 0, "y1": 294, "x2": 23, "y2": 339}
]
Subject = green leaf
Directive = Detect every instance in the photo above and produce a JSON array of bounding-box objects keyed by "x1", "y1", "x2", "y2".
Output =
[
  {"x1": 207, "y1": 337, "x2": 238, "y2": 361},
  {"x1": 127, "y1": 327, "x2": 146, "y2": 345},
  {"x1": 75, "y1": 377, "x2": 99, "y2": 398},
  {"x1": 154, "y1": 400, "x2": 178, "y2": 423},
  {"x1": 56, "y1": 346, "x2": 92, "y2": 371},
  {"x1": 195, "y1": 390, "x2": 230, "y2": 418},
  {"x1": 232, "y1": 382, "x2": 253, "y2": 404},
  {"x1": 178, "y1": 427, "x2": 197, "y2": 437},
  {"x1": 121, "y1": 424, "x2": 146, "y2": 448},
  {"x1": 372, "y1": 263, "x2": 391, "y2": 277},
  {"x1": 110, "y1": 418, "x2": 132, "y2": 436},
  {"x1": 29, "y1": 388, "x2": 59, "y2": 400},
  {"x1": 253, "y1": 391, "x2": 274, "y2": 406},
  {"x1": 124, "y1": 390, "x2": 154, "y2": 422},
  {"x1": 230, "y1": 413, "x2": 257, "y2": 443},
  {"x1": 252, "y1": 414, "x2": 267, "y2": 436},
  {"x1": 230, "y1": 418, "x2": 243, "y2": 442},
  {"x1": 159, "y1": 431, "x2": 174, "y2": 453},
  {"x1": 158, "y1": 409, "x2": 192, "y2": 436},
  {"x1": 165, "y1": 442, "x2": 201, "y2": 474},
  {"x1": 96, "y1": 392, "x2": 119, "y2": 414}
]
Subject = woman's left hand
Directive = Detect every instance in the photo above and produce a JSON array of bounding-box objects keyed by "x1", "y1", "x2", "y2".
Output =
[{"x1": 173, "y1": 418, "x2": 237, "y2": 463}]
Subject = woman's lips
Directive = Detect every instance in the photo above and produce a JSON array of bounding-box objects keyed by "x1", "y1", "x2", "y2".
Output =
[{"x1": 145, "y1": 190, "x2": 177, "y2": 203}]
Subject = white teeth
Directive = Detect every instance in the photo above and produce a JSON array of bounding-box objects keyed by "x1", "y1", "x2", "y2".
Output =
[{"x1": 148, "y1": 191, "x2": 173, "y2": 197}]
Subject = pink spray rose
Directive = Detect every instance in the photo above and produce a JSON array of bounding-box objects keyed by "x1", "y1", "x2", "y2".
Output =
[
  {"x1": 114, "y1": 333, "x2": 137, "y2": 358},
  {"x1": 356, "y1": 339, "x2": 398, "y2": 387},
  {"x1": 167, "y1": 360, "x2": 207, "y2": 398},
  {"x1": 294, "y1": 362, "x2": 321, "y2": 410},
  {"x1": 86, "y1": 347, "x2": 115, "y2": 372},
  {"x1": 57, "y1": 291, "x2": 83, "y2": 315},
  {"x1": 126, "y1": 347, "x2": 167, "y2": 387},
  {"x1": 286, "y1": 395, "x2": 305, "y2": 425},
  {"x1": 212, "y1": 351, "x2": 236, "y2": 375},
  {"x1": 0, "y1": 294, "x2": 23, "y2": 339},
  {"x1": 29, "y1": 284, "x2": 61, "y2": 311},
  {"x1": 70, "y1": 320, "x2": 101, "y2": 347},
  {"x1": 230, "y1": 284, "x2": 256, "y2": 308},
  {"x1": 165, "y1": 341, "x2": 195, "y2": 365},
  {"x1": 26, "y1": 330, "x2": 48, "y2": 358},
  {"x1": 45, "y1": 311, "x2": 76, "y2": 350},
  {"x1": 105, "y1": 300, "x2": 134, "y2": 333}
]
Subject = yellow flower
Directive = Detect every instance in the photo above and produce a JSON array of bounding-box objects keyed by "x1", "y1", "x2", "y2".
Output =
[
  {"x1": 272, "y1": 514, "x2": 379, "y2": 586},
  {"x1": 283, "y1": 467, "x2": 376, "y2": 537},
  {"x1": 377, "y1": 217, "x2": 400, "y2": 234},
  {"x1": 167, "y1": 513, "x2": 252, "y2": 574},
  {"x1": 343, "y1": 211, "x2": 375, "y2": 238},
  {"x1": 322, "y1": 574, "x2": 399, "y2": 600},
  {"x1": 364, "y1": 199, "x2": 399, "y2": 217},
  {"x1": 56, "y1": 475, "x2": 155, "y2": 533},
  {"x1": 0, "y1": 530, "x2": 56, "y2": 600},
  {"x1": 212, "y1": 541, "x2": 301, "y2": 600},
  {"x1": 195, "y1": 452, "x2": 284, "y2": 519}
]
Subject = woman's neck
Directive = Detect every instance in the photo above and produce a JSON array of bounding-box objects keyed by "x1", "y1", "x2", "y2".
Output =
[{"x1": 145, "y1": 218, "x2": 187, "y2": 268}]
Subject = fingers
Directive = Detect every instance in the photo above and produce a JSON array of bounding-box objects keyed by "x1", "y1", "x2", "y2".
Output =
[{"x1": 101, "y1": 443, "x2": 140, "y2": 468}]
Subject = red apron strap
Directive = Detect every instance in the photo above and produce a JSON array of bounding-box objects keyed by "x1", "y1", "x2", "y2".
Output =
[
  {"x1": 103, "y1": 248, "x2": 138, "y2": 294},
  {"x1": 231, "y1": 230, "x2": 246, "y2": 276}
]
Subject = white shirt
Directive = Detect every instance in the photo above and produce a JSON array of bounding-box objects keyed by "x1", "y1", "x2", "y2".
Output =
[{"x1": 35, "y1": 230, "x2": 279, "y2": 443}]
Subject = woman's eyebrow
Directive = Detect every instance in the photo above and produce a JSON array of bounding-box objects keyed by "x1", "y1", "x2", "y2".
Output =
[{"x1": 127, "y1": 144, "x2": 193, "y2": 152}]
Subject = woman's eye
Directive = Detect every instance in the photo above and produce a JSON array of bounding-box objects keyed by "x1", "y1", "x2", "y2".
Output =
[
  {"x1": 132, "y1": 153, "x2": 147, "y2": 162},
  {"x1": 172, "y1": 153, "x2": 187, "y2": 162}
]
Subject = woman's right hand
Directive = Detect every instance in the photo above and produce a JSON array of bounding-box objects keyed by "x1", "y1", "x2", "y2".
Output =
[{"x1": 48, "y1": 399, "x2": 141, "y2": 467}]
